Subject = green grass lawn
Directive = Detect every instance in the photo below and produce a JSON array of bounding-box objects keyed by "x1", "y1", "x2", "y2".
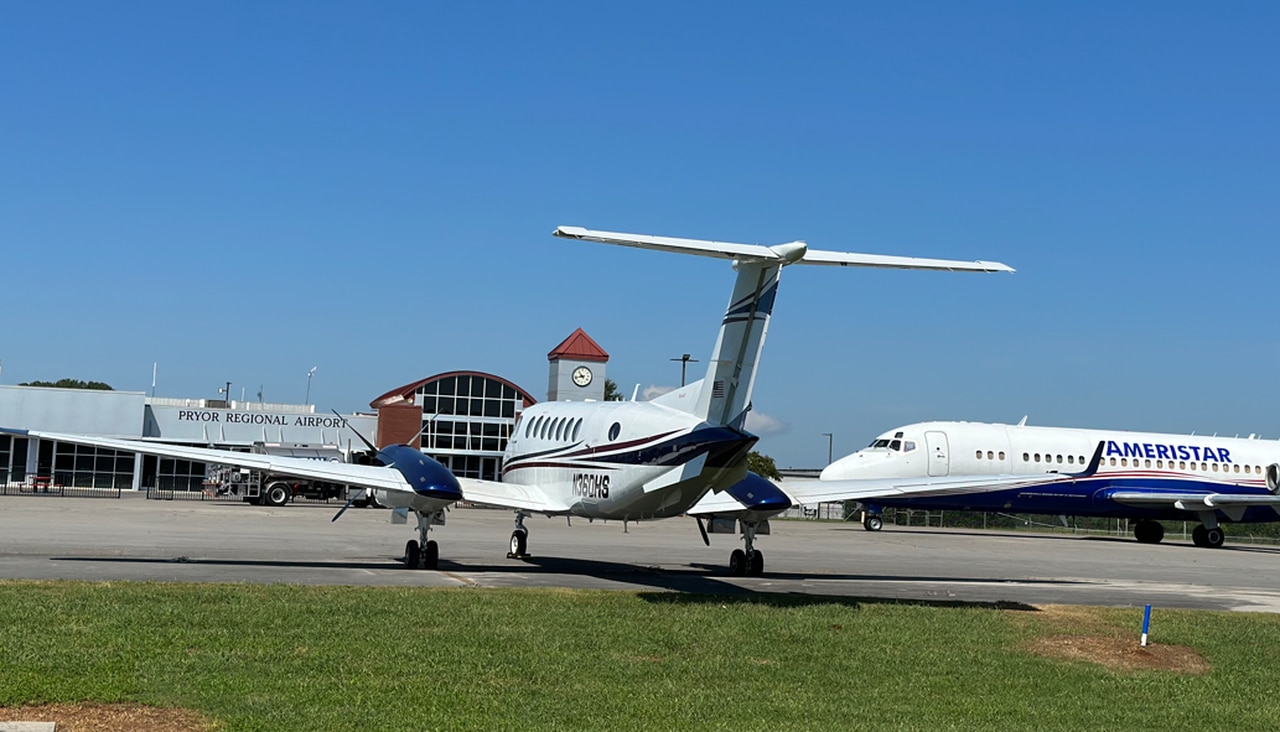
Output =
[{"x1": 2, "y1": 581, "x2": 1279, "y2": 730}]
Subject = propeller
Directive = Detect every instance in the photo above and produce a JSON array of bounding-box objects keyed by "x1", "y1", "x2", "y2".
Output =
[
  {"x1": 330, "y1": 410, "x2": 379, "y2": 521},
  {"x1": 332, "y1": 493, "x2": 360, "y2": 523},
  {"x1": 333, "y1": 409, "x2": 378, "y2": 454},
  {"x1": 696, "y1": 516, "x2": 710, "y2": 546}
]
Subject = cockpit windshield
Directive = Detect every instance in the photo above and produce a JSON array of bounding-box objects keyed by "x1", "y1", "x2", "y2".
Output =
[{"x1": 866, "y1": 434, "x2": 916, "y2": 453}]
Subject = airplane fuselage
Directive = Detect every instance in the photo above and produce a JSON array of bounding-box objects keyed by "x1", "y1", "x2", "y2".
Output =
[
  {"x1": 825, "y1": 421, "x2": 1280, "y2": 523},
  {"x1": 503, "y1": 400, "x2": 757, "y2": 521}
]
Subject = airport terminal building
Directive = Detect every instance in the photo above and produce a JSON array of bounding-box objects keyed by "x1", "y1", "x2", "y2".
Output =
[{"x1": 0, "y1": 329, "x2": 608, "y2": 492}]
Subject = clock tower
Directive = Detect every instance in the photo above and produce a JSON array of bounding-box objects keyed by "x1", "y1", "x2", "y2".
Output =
[{"x1": 547, "y1": 327, "x2": 608, "y2": 401}]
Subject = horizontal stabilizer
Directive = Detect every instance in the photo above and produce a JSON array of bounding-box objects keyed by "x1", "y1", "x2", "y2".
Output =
[{"x1": 554, "y1": 226, "x2": 1013, "y2": 272}]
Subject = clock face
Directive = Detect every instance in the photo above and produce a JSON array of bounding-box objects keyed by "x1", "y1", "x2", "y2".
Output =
[{"x1": 571, "y1": 366, "x2": 593, "y2": 387}]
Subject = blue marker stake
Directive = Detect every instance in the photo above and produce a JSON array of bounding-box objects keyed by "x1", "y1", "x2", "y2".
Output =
[{"x1": 1140, "y1": 604, "x2": 1152, "y2": 647}]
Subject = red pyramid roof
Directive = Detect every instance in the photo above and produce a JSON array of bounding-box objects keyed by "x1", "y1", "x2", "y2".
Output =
[{"x1": 548, "y1": 328, "x2": 609, "y2": 363}]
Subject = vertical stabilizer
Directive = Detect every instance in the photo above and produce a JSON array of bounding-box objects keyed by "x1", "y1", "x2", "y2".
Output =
[{"x1": 692, "y1": 261, "x2": 781, "y2": 428}]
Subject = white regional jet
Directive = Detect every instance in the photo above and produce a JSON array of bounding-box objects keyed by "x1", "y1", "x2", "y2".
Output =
[
  {"x1": 1, "y1": 226, "x2": 1012, "y2": 574},
  {"x1": 815, "y1": 420, "x2": 1280, "y2": 548}
]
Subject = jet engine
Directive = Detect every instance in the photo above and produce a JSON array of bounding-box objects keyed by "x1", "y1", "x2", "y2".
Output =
[{"x1": 1267, "y1": 464, "x2": 1280, "y2": 494}]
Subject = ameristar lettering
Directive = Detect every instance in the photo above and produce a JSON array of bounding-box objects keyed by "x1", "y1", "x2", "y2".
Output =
[
  {"x1": 572, "y1": 473, "x2": 610, "y2": 499},
  {"x1": 1104, "y1": 440, "x2": 1232, "y2": 463}
]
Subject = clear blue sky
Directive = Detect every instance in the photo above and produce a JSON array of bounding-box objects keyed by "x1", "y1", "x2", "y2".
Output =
[{"x1": 3, "y1": 2, "x2": 1277, "y2": 467}]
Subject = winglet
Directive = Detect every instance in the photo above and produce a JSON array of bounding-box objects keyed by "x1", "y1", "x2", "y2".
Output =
[{"x1": 1071, "y1": 441, "x2": 1106, "y2": 478}]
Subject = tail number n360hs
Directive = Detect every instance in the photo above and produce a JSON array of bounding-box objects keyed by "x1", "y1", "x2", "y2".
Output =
[{"x1": 573, "y1": 473, "x2": 610, "y2": 499}]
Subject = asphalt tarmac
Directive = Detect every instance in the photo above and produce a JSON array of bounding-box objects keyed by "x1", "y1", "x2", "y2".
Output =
[{"x1": 2, "y1": 493, "x2": 1279, "y2": 612}]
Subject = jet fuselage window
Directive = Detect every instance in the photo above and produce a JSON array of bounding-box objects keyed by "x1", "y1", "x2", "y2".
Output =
[
  {"x1": 1023, "y1": 453, "x2": 1030, "y2": 462},
  {"x1": 975, "y1": 450, "x2": 983, "y2": 460},
  {"x1": 608, "y1": 422, "x2": 621, "y2": 441},
  {"x1": 572, "y1": 419, "x2": 582, "y2": 442},
  {"x1": 998, "y1": 451, "x2": 1005, "y2": 460}
]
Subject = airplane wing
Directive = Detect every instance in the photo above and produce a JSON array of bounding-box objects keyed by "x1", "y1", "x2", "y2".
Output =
[
  {"x1": 0, "y1": 427, "x2": 414, "y2": 493},
  {"x1": 781, "y1": 472, "x2": 1071, "y2": 506},
  {"x1": 553, "y1": 226, "x2": 1014, "y2": 273},
  {"x1": 1108, "y1": 491, "x2": 1280, "y2": 511},
  {"x1": 455, "y1": 477, "x2": 574, "y2": 514}
]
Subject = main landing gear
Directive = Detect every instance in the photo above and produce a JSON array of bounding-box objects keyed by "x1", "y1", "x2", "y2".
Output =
[
  {"x1": 1192, "y1": 524, "x2": 1225, "y2": 548},
  {"x1": 863, "y1": 514, "x2": 883, "y2": 532},
  {"x1": 403, "y1": 510, "x2": 440, "y2": 569},
  {"x1": 729, "y1": 522, "x2": 765, "y2": 577},
  {"x1": 507, "y1": 512, "x2": 530, "y2": 559},
  {"x1": 1133, "y1": 519, "x2": 1165, "y2": 544}
]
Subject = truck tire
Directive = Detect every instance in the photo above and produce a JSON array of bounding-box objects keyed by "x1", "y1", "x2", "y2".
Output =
[{"x1": 264, "y1": 482, "x2": 291, "y2": 507}]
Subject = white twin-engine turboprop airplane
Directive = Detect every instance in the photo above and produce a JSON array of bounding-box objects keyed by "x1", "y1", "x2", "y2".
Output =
[
  {"x1": 1, "y1": 226, "x2": 1012, "y2": 575},
  {"x1": 811, "y1": 420, "x2": 1280, "y2": 548}
]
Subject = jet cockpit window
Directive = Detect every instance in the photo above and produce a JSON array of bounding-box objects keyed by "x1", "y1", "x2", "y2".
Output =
[
  {"x1": 608, "y1": 422, "x2": 621, "y2": 441},
  {"x1": 903, "y1": 441, "x2": 916, "y2": 452},
  {"x1": 889, "y1": 440, "x2": 901, "y2": 451},
  {"x1": 869, "y1": 439, "x2": 891, "y2": 449}
]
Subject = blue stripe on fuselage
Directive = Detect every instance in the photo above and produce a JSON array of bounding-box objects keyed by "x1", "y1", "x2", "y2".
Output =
[{"x1": 864, "y1": 476, "x2": 1277, "y2": 523}]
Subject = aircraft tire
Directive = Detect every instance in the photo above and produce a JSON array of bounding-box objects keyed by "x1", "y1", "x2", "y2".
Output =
[
  {"x1": 748, "y1": 551, "x2": 764, "y2": 576},
  {"x1": 863, "y1": 515, "x2": 883, "y2": 532},
  {"x1": 1204, "y1": 527, "x2": 1225, "y2": 548},
  {"x1": 729, "y1": 549, "x2": 746, "y2": 576},
  {"x1": 1134, "y1": 520, "x2": 1164, "y2": 544},
  {"x1": 405, "y1": 540, "x2": 421, "y2": 568},
  {"x1": 424, "y1": 540, "x2": 439, "y2": 569},
  {"x1": 509, "y1": 530, "x2": 527, "y2": 558}
]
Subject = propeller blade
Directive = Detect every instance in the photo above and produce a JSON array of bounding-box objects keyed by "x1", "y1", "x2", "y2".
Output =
[
  {"x1": 696, "y1": 516, "x2": 710, "y2": 546},
  {"x1": 331, "y1": 492, "x2": 360, "y2": 523},
  {"x1": 333, "y1": 409, "x2": 378, "y2": 453}
]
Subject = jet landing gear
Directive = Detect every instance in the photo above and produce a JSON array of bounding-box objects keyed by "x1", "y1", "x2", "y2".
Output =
[
  {"x1": 507, "y1": 512, "x2": 530, "y2": 559},
  {"x1": 1189, "y1": 511, "x2": 1226, "y2": 548},
  {"x1": 863, "y1": 514, "x2": 883, "y2": 532},
  {"x1": 1133, "y1": 519, "x2": 1165, "y2": 544},
  {"x1": 403, "y1": 510, "x2": 440, "y2": 569},
  {"x1": 729, "y1": 522, "x2": 765, "y2": 577},
  {"x1": 1192, "y1": 525, "x2": 1225, "y2": 548}
]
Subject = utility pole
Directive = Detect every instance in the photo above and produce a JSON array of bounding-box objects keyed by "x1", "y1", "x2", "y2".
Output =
[
  {"x1": 669, "y1": 353, "x2": 699, "y2": 387},
  {"x1": 219, "y1": 381, "x2": 232, "y2": 405},
  {"x1": 305, "y1": 367, "x2": 317, "y2": 405},
  {"x1": 822, "y1": 432, "x2": 833, "y2": 465}
]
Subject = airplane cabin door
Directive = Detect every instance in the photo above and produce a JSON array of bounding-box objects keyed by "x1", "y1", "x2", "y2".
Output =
[{"x1": 925, "y1": 431, "x2": 950, "y2": 477}]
